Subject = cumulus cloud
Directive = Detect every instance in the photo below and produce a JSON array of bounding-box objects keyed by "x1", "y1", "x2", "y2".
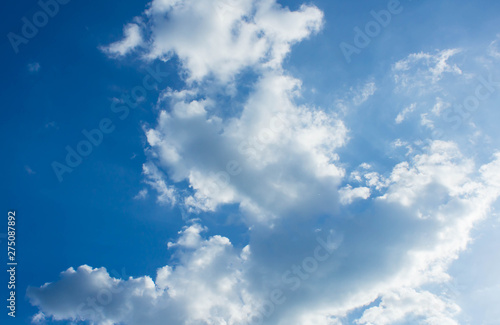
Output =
[
  {"x1": 27, "y1": 1, "x2": 500, "y2": 325},
  {"x1": 338, "y1": 185, "x2": 370, "y2": 205},
  {"x1": 28, "y1": 224, "x2": 255, "y2": 325},
  {"x1": 356, "y1": 288, "x2": 460, "y2": 325},
  {"x1": 27, "y1": 141, "x2": 500, "y2": 324},
  {"x1": 103, "y1": 0, "x2": 323, "y2": 82},
  {"x1": 145, "y1": 71, "x2": 347, "y2": 222}
]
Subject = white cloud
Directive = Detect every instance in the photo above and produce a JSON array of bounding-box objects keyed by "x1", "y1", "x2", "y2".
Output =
[
  {"x1": 27, "y1": 2, "x2": 500, "y2": 325},
  {"x1": 142, "y1": 163, "x2": 177, "y2": 206},
  {"x1": 357, "y1": 288, "x2": 460, "y2": 325},
  {"x1": 145, "y1": 71, "x2": 347, "y2": 222},
  {"x1": 31, "y1": 312, "x2": 45, "y2": 324},
  {"x1": 395, "y1": 103, "x2": 417, "y2": 124},
  {"x1": 339, "y1": 185, "x2": 370, "y2": 205},
  {"x1": 380, "y1": 141, "x2": 474, "y2": 207},
  {"x1": 352, "y1": 81, "x2": 377, "y2": 106},
  {"x1": 27, "y1": 226, "x2": 255, "y2": 325},
  {"x1": 102, "y1": 23, "x2": 143, "y2": 56},
  {"x1": 359, "y1": 163, "x2": 371, "y2": 170},
  {"x1": 488, "y1": 35, "x2": 500, "y2": 59},
  {"x1": 335, "y1": 81, "x2": 377, "y2": 115},
  {"x1": 28, "y1": 142, "x2": 500, "y2": 324},
  {"x1": 104, "y1": 0, "x2": 323, "y2": 83},
  {"x1": 421, "y1": 113, "x2": 435, "y2": 129},
  {"x1": 393, "y1": 49, "x2": 463, "y2": 92},
  {"x1": 431, "y1": 98, "x2": 451, "y2": 117},
  {"x1": 133, "y1": 189, "x2": 148, "y2": 200}
]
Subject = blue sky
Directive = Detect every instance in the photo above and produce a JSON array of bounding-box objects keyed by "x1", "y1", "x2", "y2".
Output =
[{"x1": 1, "y1": 0, "x2": 500, "y2": 324}]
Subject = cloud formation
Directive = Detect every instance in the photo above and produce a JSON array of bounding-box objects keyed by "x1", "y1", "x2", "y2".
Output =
[
  {"x1": 145, "y1": 72, "x2": 348, "y2": 222},
  {"x1": 27, "y1": 0, "x2": 500, "y2": 324},
  {"x1": 102, "y1": 23, "x2": 143, "y2": 57},
  {"x1": 102, "y1": 0, "x2": 323, "y2": 82},
  {"x1": 28, "y1": 143, "x2": 500, "y2": 324}
]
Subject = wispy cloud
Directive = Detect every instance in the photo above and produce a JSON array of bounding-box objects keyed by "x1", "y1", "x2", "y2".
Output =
[{"x1": 27, "y1": 62, "x2": 40, "y2": 72}]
